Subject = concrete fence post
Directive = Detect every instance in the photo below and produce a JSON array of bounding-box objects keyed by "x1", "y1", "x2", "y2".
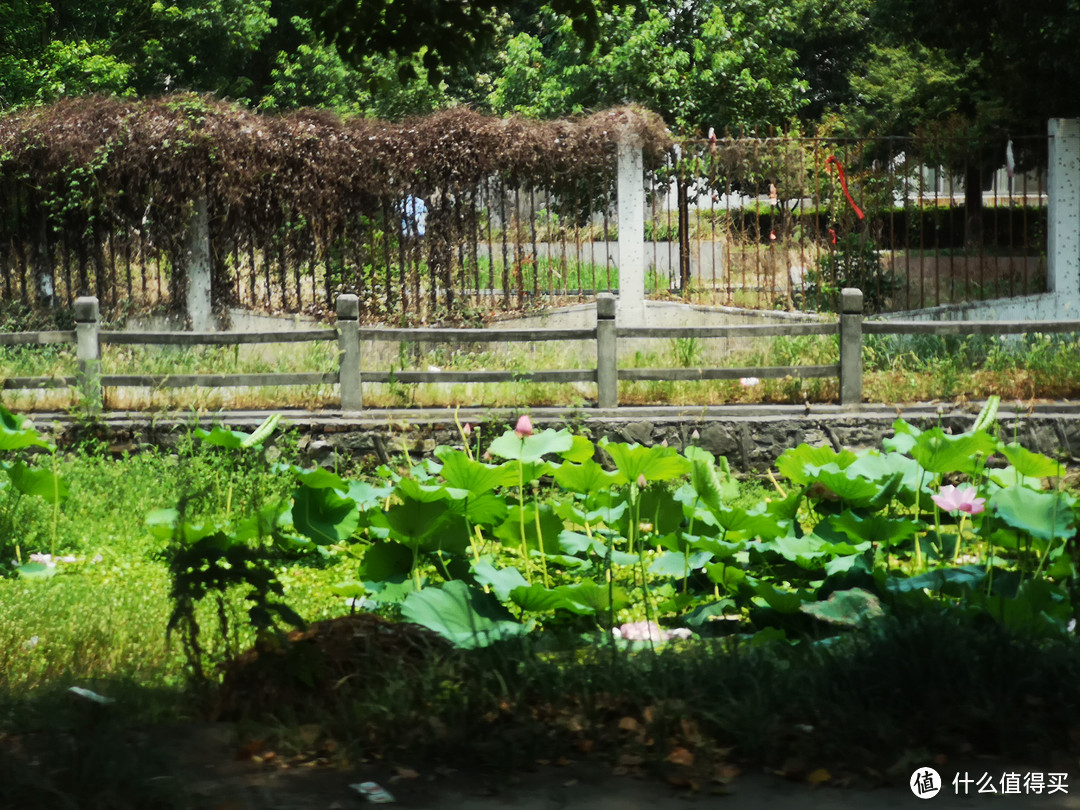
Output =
[
  {"x1": 839, "y1": 288, "x2": 863, "y2": 407},
  {"x1": 596, "y1": 293, "x2": 618, "y2": 409},
  {"x1": 184, "y1": 188, "x2": 214, "y2": 331},
  {"x1": 337, "y1": 294, "x2": 362, "y2": 411},
  {"x1": 1048, "y1": 119, "x2": 1080, "y2": 310},
  {"x1": 616, "y1": 134, "x2": 646, "y2": 327},
  {"x1": 74, "y1": 296, "x2": 102, "y2": 413}
]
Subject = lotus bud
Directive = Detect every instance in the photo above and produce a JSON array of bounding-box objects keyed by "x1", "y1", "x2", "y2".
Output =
[{"x1": 515, "y1": 414, "x2": 533, "y2": 438}]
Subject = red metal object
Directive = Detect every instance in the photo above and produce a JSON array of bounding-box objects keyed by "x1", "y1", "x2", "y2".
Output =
[{"x1": 825, "y1": 156, "x2": 865, "y2": 220}]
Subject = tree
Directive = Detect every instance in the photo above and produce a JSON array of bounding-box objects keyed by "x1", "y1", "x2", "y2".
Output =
[
  {"x1": 305, "y1": 0, "x2": 605, "y2": 83},
  {"x1": 487, "y1": 0, "x2": 807, "y2": 134},
  {"x1": 843, "y1": 0, "x2": 1080, "y2": 245}
]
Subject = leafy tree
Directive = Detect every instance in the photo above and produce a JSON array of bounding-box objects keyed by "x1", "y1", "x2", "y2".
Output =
[
  {"x1": 840, "y1": 0, "x2": 1080, "y2": 246},
  {"x1": 488, "y1": 0, "x2": 807, "y2": 135},
  {"x1": 305, "y1": 0, "x2": 604, "y2": 83},
  {"x1": 256, "y1": 15, "x2": 450, "y2": 117}
]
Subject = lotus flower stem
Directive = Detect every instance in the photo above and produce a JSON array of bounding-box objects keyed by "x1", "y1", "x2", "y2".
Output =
[
  {"x1": 533, "y1": 485, "x2": 551, "y2": 589},
  {"x1": 517, "y1": 448, "x2": 531, "y2": 584}
]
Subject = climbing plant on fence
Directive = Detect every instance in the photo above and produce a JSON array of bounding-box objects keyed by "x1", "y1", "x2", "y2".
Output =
[{"x1": 0, "y1": 95, "x2": 670, "y2": 323}]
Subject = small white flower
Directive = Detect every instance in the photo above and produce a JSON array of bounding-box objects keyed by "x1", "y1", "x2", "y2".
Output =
[
  {"x1": 23, "y1": 636, "x2": 39, "y2": 651},
  {"x1": 60, "y1": 555, "x2": 76, "y2": 563},
  {"x1": 740, "y1": 377, "x2": 760, "y2": 387},
  {"x1": 92, "y1": 554, "x2": 103, "y2": 564},
  {"x1": 614, "y1": 621, "x2": 692, "y2": 643},
  {"x1": 29, "y1": 553, "x2": 56, "y2": 568}
]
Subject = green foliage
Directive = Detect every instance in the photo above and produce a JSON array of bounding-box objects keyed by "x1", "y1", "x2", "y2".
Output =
[
  {"x1": 796, "y1": 233, "x2": 899, "y2": 313},
  {"x1": 488, "y1": 0, "x2": 807, "y2": 134}
]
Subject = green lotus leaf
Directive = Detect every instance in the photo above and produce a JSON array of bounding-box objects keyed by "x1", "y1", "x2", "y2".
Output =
[
  {"x1": 600, "y1": 440, "x2": 692, "y2": 485},
  {"x1": 292, "y1": 484, "x2": 360, "y2": 544},
  {"x1": 990, "y1": 485, "x2": 1075, "y2": 542},
  {"x1": 435, "y1": 448, "x2": 516, "y2": 494},
  {"x1": 0, "y1": 405, "x2": 53, "y2": 451},
  {"x1": 553, "y1": 458, "x2": 618, "y2": 494},
  {"x1": 401, "y1": 581, "x2": 531, "y2": 648},
  {"x1": 910, "y1": 428, "x2": 996, "y2": 474},
  {"x1": 999, "y1": 443, "x2": 1063, "y2": 480},
  {"x1": 776, "y1": 444, "x2": 857, "y2": 485},
  {"x1": 7, "y1": 462, "x2": 69, "y2": 503},
  {"x1": 799, "y1": 587, "x2": 884, "y2": 626},
  {"x1": 882, "y1": 419, "x2": 921, "y2": 454},
  {"x1": 471, "y1": 560, "x2": 529, "y2": 601},
  {"x1": 487, "y1": 427, "x2": 574, "y2": 463}
]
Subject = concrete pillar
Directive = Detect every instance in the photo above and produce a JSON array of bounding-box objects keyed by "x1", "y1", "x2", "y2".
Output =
[
  {"x1": 1048, "y1": 119, "x2": 1080, "y2": 303},
  {"x1": 184, "y1": 190, "x2": 213, "y2": 331},
  {"x1": 839, "y1": 288, "x2": 863, "y2": 407},
  {"x1": 596, "y1": 292, "x2": 617, "y2": 409},
  {"x1": 74, "y1": 296, "x2": 102, "y2": 413},
  {"x1": 337, "y1": 294, "x2": 362, "y2": 411},
  {"x1": 617, "y1": 135, "x2": 646, "y2": 327}
]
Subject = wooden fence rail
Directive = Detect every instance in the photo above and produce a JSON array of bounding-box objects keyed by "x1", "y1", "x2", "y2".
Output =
[{"x1": 6, "y1": 289, "x2": 1080, "y2": 412}]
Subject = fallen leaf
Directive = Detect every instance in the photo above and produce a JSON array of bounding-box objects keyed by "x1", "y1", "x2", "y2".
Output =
[
  {"x1": 618, "y1": 716, "x2": 641, "y2": 732},
  {"x1": 577, "y1": 739, "x2": 594, "y2": 753},
  {"x1": 807, "y1": 768, "x2": 831, "y2": 786},
  {"x1": 395, "y1": 766, "x2": 419, "y2": 779},
  {"x1": 235, "y1": 739, "x2": 266, "y2": 760},
  {"x1": 617, "y1": 753, "x2": 645, "y2": 767},
  {"x1": 666, "y1": 747, "x2": 694, "y2": 767}
]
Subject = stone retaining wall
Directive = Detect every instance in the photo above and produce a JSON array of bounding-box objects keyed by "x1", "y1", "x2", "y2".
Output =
[{"x1": 35, "y1": 404, "x2": 1080, "y2": 474}]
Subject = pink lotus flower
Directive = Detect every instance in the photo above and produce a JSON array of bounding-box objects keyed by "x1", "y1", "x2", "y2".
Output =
[
  {"x1": 462, "y1": 423, "x2": 472, "y2": 436},
  {"x1": 514, "y1": 414, "x2": 533, "y2": 438},
  {"x1": 636, "y1": 474, "x2": 647, "y2": 488},
  {"x1": 932, "y1": 484, "x2": 986, "y2": 515},
  {"x1": 613, "y1": 621, "x2": 692, "y2": 643}
]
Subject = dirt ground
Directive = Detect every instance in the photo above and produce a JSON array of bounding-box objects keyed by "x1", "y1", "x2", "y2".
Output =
[{"x1": 163, "y1": 723, "x2": 1080, "y2": 810}]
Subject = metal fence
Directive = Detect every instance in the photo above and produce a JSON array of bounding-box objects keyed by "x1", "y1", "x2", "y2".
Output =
[
  {"x1": 647, "y1": 135, "x2": 1048, "y2": 313},
  {"x1": 0, "y1": 135, "x2": 1047, "y2": 323}
]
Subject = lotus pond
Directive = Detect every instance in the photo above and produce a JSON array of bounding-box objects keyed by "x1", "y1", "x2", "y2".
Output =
[
  {"x1": 4, "y1": 397, "x2": 1079, "y2": 658},
  {"x1": 3, "y1": 398, "x2": 1080, "y2": 801}
]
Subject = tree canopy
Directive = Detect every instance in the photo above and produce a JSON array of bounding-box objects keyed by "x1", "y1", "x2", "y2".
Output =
[{"x1": 2, "y1": 0, "x2": 1078, "y2": 139}]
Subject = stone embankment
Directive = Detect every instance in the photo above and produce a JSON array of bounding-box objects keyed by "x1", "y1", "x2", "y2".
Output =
[{"x1": 29, "y1": 401, "x2": 1080, "y2": 473}]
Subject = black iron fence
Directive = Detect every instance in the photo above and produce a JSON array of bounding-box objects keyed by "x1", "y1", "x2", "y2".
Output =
[
  {"x1": 0, "y1": 132, "x2": 1047, "y2": 323},
  {"x1": 649, "y1": 135, "x2": 1048, "y2": 313}
]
